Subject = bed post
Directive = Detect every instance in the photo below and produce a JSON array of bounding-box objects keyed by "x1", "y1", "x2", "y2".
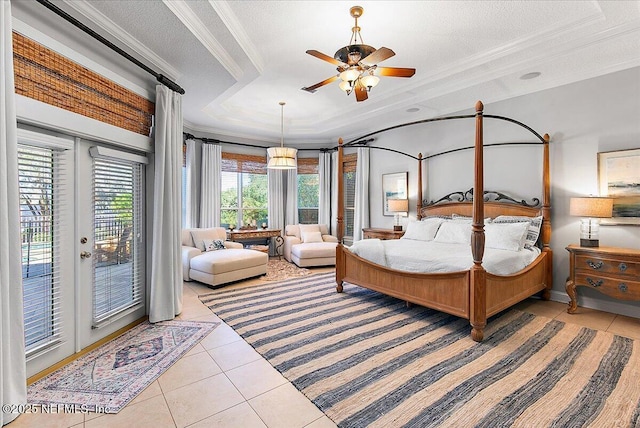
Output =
[
  {"x1": 417, "y1": 153, "x2": 423, "y2": 220},
  {"x1": 541, "y1": 133, "x2": 552, "y2": 299},
  {"x1": 470, "y1": 100, "x2": 487, "y2": 342},
  {"x1": 336, "y1": 138, "x2": 345, "y2": 293}
]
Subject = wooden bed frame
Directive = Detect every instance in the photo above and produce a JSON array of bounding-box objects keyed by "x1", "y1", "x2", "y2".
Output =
[{"x1": 335, "y1": 101, "x2": 552, "y2": 342}]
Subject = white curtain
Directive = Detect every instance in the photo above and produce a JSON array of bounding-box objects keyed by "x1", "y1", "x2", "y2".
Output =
[
  {"x1": 353, "y1": 147, "x2": 370, "y2": 242},
  {"x1": 268, "y1": 169, "x2": 285, "y2": 254},
  {"x1": 199, "y1": 143, "x2": 221, "y2": 227},
  {"x1": 1, "y1": 1, "x2": 27, "y2": 424},
  {"x1": 330, "y1": 151, "x2": 338, "y2": 236},
  {"x1": 185, "y1": 138, "x2": 201, "y2": 228},
  {"x1": 318, "y1": 151, "x2": 331, "y2": 229},
  {"x1": 285, "y1": 168, "x2": 298, "y2": 226},
  {"x1": 149, "y1": 85, "x2": 183, "y2": 323}
]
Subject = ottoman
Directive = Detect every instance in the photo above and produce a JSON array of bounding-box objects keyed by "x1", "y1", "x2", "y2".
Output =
[
  {"x1": 189, "y1": 248, "x2": 268, "y2": 286},
  {"x1": 290, "y1": 242, "x2": 337, "y2": 267}
]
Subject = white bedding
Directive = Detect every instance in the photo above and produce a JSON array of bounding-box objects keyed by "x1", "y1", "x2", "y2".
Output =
[{"x1": 348, "y1": 239, "x2": 541, "y2": 276}]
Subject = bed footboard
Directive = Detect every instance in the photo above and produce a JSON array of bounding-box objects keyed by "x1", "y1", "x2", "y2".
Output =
[{"x1": 336, "y1": 244, "x2": 471, "y2": 318}]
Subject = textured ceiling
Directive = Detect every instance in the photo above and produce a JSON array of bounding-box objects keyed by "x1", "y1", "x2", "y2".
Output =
[{"x1": 12, "y1": 1, "x2": 640, "y2": 146}]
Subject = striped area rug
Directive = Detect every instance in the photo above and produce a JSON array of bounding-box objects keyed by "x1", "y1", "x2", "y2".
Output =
[{"x1": 199, "y1": 272, "x2": 640, "y2": 428}]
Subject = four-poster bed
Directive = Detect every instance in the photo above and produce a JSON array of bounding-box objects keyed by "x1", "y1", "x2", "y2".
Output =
[{"x1": 335, "y1": 101, "x2": 552, "y2": 342}]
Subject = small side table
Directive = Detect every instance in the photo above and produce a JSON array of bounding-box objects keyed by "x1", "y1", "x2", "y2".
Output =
[
  {"x1": 565, "y1": 244, "x2": 640, "y2": 314},
  {"x1": 362, "y1": 228, "x2": 405, "y2": 240}
]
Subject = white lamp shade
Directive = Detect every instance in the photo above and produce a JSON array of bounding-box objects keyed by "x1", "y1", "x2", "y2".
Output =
[
  {"x1": 569, "y1": 197, "x2": 613, "y2": 218},
  {"x1": 267, "y1": 146, "x2": 298, "y2": 169},
  {"x1": 388, "y1": 198, "x2": 409, "y2": 213}
]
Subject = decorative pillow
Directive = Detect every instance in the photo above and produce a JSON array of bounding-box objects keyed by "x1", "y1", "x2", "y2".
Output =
[
  {"x1": 434, "y1": 221, "x2": 471, "y2": 244},
  {"x1": 203, "y1": 239, "x2": 225, "y2": 252},
  {"x1": 298, "y1": 224, "x2": 320, "y2": 239},
  {"x1": 402, "y1": 218, "x2": 444, "y2": 241},
  {"x1": 301, "y1": 230, "x2": 323, "y2": 243},
  {"x1": 191, "y1": 229, "x2": 221, "y2": 251},
  {"x1": 484, "y1": 222, "x2": 529, "y2": 251},
  {"x1": 492, "y1": 215, "x2": 542, "y2": 248}
]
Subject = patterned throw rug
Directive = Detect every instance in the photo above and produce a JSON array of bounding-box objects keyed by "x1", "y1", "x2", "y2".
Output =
[
  {"x1": 199, "y1": 272, "x2": 640, "y2": 428},
  {"x1": 259, "y1": 259, "x2": 312, "y2": 281},
  {"x1": 28, "y1": 320, "x2": 218, "y2": 413}
]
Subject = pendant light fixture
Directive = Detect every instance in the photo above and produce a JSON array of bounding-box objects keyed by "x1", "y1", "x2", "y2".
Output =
[{"x1": 267, "y1": 101, "x2": 297, "y2": 169}]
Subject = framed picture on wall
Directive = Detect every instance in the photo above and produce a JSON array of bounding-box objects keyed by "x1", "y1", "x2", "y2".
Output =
[
  {"x1": 382, "y1": 172, "x2": 408, "y2": 216},
  {"x1": 598, "y1": 148, "x2": 640, "y2": 225}
]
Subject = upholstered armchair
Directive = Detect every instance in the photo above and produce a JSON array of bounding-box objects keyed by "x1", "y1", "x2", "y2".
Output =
[{"x1": 283, "y1": 224, "x2": 338, "y2": 267}]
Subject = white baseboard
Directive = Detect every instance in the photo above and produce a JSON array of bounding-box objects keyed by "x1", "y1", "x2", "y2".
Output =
[{"x1": 548, "y1": 290, "x2": 640, "y2": 319}]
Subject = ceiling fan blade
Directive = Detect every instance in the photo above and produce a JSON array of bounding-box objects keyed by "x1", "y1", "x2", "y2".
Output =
[
  {"x1": 306, "y1": 50, "x2": 346, "y2": 67},
  {"x1": 360, "y1": 47, "x2": 395, "y2": 66},
  {"x1": 301, "y1": 75, "x2": 339, "y2": 93},
  {"x1": 377, "y1": 67, "x2": 416, "y2": 78},
  {"x1": 354, "y1": 79, "x2": 368, "y2": 102}
]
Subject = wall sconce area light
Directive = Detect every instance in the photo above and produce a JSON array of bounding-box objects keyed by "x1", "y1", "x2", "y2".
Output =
[
  {"x1": 569, "y1": 197, "x2": 613, "y2": 247},
  {"x1": 387, "y1": 198, "x2": 409, "y2": 231}
]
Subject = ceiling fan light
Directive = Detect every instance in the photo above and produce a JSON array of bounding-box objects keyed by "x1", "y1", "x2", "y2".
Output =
[
  {"x1": 339, "y1": 80, "x2": 352, "y2": 93},
  {"x1": 340, "y1": 68, "x2": 360, "y2": 82},
  {"x1": 361, "y1": 74, "x2": 379, "y2": 90}
]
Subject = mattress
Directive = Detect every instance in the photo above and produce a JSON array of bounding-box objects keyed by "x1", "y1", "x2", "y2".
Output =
[{"x1": 348, "y1": 239, "x2": 541, "y2": 276}]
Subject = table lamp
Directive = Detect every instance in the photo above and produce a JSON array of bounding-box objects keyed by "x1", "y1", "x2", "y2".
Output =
[
  {"x1": 569, "y1": 196, "x2": 613, "y2": 247},
  {"x1": 388, "y1": 198, "x2": 409, "y2": 231}
]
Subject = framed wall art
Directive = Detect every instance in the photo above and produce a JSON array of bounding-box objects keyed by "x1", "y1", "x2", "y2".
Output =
[
  {"x1": 382, "y1": 172, "x2": 408, "y2": 216},
  {"x1": 598, "y1": 148, "x2": 640, "y2": 225}
]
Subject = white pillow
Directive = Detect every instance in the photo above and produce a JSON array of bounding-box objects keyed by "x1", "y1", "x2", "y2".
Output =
[
  {"x1": 298, "y1": 224, "x2": 320, "y2": 239},
  {"x1": 301, "y1": 230, "x2": 323, "y2": 243},
  {"x1": 401, "y1": 218, "x2": 443, "y2": 241},
  {"x1": 484, "y1": 222, "x2": 529, "y2": 251},
  {"x1": 492, "y1": 215, "x2": 542, "y2": 248},
  {"x1": 434, "y1": 221, "x2": 471, "y2": 244}
]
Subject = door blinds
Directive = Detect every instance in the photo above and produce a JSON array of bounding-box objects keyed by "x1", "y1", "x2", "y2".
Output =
[
  {"x1": 92, "y1": 154, "x2": 145, "y2": 326},
  {"x1": 18, "y1": 144, "x2": 68, "y2": 355}
]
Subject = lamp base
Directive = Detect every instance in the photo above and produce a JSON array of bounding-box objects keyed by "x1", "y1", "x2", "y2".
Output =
[
  {"x1": 580, "y1": 238, "x2": 599, "y2": 247},
  {"x1": 393, "y1": 225, "x2": 403, "y2": 231}
]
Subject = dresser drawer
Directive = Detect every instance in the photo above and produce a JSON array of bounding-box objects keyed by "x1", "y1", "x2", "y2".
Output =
[
  {"x1": 574, "y1": 272, "x2": 640, "y2": 301},
  {"x1": 575, "y1": 255, "x2": 640, "y2": 277}
]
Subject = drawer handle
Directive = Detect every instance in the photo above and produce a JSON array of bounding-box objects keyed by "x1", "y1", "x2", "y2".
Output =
[
  {"x1": 587, "y1": 278, "x2": 603, "y2": 288},
  {"x1": 619, "y1": 263, "x2": 627, "y2": 272},
  {"x1": 619, "y1": 283, "x2": 628, "y2": 293},
  {"x1": 587, "y1": 260, "x2": 603, "y2": 270}
]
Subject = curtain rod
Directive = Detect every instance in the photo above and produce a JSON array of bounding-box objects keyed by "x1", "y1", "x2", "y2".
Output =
[
  {"x1": 183, "y1": 132, "x2": 335, "y2": 152},
  {"x1": 35, "y1": 0, "x2": 185, "y2": 95}
]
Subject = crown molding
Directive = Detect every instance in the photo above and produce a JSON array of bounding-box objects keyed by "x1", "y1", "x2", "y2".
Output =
[
  {"x1": 209, "y1": 0, "x2": 264, "y2": 74},
  {"x1": 163, "y1": 0, "x2": 243, "y2": 81},
  {"x1": 62, "y1": 0, "x2": 181, "y2": 80}
]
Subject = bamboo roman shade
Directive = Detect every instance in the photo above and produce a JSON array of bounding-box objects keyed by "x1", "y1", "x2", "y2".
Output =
[{"x1": 12, "y1": 32, "x2": 154, "y2": 136}]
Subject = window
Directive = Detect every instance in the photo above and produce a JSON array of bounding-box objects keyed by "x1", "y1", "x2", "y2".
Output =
[
  {"x1": 221, "y1": 153, "x2": 268, "y2": 227},
  {"x1": 297, "y1": 158, "x2": 319, "y2": 224},
  {"x1": 343, "y1": 153, "x2": 357, "y2": 246}
]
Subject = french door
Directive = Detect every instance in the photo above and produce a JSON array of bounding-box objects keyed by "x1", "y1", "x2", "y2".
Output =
[{"x1": 18, "y1": 129, "x2": 147, "y2": 376}]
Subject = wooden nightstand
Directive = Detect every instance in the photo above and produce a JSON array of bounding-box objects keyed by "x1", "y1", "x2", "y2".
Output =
[
  {"x1": 565, "y1": 244, "x2": 640, "y2": 314},
  {"x1": 362, "y1": 228, "x2": 404, "y2": 240}
]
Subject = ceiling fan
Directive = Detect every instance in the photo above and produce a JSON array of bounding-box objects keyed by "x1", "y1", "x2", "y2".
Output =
[{"x1": 301, "y1": 5, "x2": 416, "y2": 102}]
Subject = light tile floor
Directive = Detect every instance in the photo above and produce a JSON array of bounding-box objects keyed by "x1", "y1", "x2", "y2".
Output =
[{"x1": 10, "y1": 266, "x2": 640, "y2": 427}]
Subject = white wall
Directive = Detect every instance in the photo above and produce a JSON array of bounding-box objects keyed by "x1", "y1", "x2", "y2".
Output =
[{"x1": 367, "y1": 67, "x2": 640, "y2": 316}]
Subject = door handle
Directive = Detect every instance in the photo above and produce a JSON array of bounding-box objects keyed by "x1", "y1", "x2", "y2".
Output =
[{"x1": 80, "y1": 251, "x2": 92, "y2": 259}]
